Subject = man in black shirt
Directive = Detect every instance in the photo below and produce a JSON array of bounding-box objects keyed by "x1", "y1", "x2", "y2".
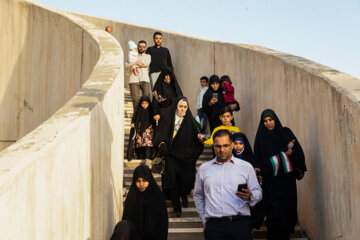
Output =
[{"x1": 146, "y1": 32, "x2": 173, "y2": 90}]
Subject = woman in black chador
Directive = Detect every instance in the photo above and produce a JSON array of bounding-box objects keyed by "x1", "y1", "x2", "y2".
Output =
[
  {"x1": 161, "y1": 97, "x2": 204, "y2": 217},
  {"x1": 151, "y1": 68, "x2": 183, "y2": 155},
  {"x1": 254, "y1": 109, "x2": 307, "y2": 240},
  {"x1": 122, "y1": 165, "x2": 168, "y2": 240},
  {"x1": 127, "y1": 96, "x2": 154, "y2": 161},
  {"x1": 202, "y1": 74, "x2": 225, "y2": 133}
]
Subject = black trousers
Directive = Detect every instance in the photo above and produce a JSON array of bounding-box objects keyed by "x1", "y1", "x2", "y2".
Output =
[
  {"x1": 169, "y1": 178, "x2": 187, "y2": 211},
  {"x1": 267, "y1": 224, "x2": 290, "y2": 240},
  {"x1": 205, "y1": 217, "x2": 252, "y2": 240}
]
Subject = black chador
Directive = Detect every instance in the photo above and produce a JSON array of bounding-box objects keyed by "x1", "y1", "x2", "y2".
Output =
[
  {"x1": 254, "y1": 109, "x2": 307, "y2": 240},
  {"x1": 161, "y1": 97, "x2": 204, "y2": 216},
  {"x1": 151, "y1": 68, "x2": 183, "y2": 149},
  {"x1": 202, "y1": 75, "x2": 225, "y2": 132},
  {"x1": 127, "y1": 96, "x2": 154, "y2": 161},
  {"x1": 232, "y1": 132, "x2": 264, "y2": 230},
  {"x1": 122, "y1": 165, "x2": 168, "y2": 240},
  {"x1": 232, "y1": 132, "x2": 255, "y2": 166}
]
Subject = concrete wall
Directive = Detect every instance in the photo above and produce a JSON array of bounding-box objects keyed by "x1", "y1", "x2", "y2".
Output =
[
  {"x1": 74, "y1": 14, "x2": 360, "y2": 240},
  {"x1": 0, "y1": 1, "x2": 124, "y2": 239},
  {"x1": 0, "y1": 0, "x2": 99, "y2": 151}
]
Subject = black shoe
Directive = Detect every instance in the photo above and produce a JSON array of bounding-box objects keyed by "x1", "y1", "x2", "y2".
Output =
[
  {"x1": 181, "y1": 196, "x2": 189, "y2": 208},
  {"x1": 175, "y1": 209, "x2": 182, "y2": 218}
]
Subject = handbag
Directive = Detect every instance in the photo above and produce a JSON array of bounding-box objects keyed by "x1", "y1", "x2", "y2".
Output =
[{"x1": 151, "y1": 157, "x2": 165, "y2": 175}]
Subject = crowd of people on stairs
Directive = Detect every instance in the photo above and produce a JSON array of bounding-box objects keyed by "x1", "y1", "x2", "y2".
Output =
[{"x1": 105, "y1": 27, "x2": 307, "y2": 240}]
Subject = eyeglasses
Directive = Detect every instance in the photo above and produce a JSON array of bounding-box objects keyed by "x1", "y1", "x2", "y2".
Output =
[{"x1": 214, "y1": 144, "x2": 232, "y2": 149}]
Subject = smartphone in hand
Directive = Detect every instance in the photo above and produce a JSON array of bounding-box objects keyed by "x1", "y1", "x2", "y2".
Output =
[{"x1": 237, "y1": 183, "x2": 247, "y2": 193}]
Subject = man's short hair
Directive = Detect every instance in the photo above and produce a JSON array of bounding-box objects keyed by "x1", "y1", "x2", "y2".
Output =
[
  {"x1": 138, "y1": 40, "x2": 147, "y2": 45},
  {"x1": 200, "y1": 76, "x2": 209, "y2": 83},
  {"x1": 218, "y1": 106, "x2": 233, "y2": 117},
  {"x1": 153, "y1": 31, "x2": 162, "y2": 38},
  {"x1": 213, "y1": 129, "x2": 233, "y2": 142}
]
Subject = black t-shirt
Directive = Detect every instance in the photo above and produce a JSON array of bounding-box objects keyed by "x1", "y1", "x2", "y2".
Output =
[{"x1": 146, "y1": 46, "x2": 173, "y2": 73}]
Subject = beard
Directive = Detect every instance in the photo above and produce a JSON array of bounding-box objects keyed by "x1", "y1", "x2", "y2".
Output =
[{"x1": 138, "y1": 49, "x2": 145, "y2": 54}]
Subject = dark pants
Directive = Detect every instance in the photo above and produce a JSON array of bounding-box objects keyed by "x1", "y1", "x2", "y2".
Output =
[
  {"x1": 129, "y1": 81, "x2": 150, "y2": 109},
  {"x1": 169, "y1": 176, "x2": 187, "y2": 211},
  {"x1": 197, "y1": 108, "x2": 208, "y2": 133},
  {"x1": 205, "y1": 217, "x2": 252, "y2": 240},
  {"x1": 267, "y1": 224, "x2": 290, "y2": 240}
]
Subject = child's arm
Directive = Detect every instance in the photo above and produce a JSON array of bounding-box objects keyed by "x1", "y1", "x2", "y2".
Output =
[{"x1": 223, "y1": 81, "x2": 234, "y2": 94}]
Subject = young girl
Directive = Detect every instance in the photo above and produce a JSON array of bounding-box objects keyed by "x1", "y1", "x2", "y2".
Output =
[
  {"x1": 127, "y1": 96, "x2": 154, "y2": 161},
  {"x1": 232, "y1": 132, "x2": 254, "y2": 165},
  {"x1": 220, "y1": 75, "x2": 240, "y2": 110}
]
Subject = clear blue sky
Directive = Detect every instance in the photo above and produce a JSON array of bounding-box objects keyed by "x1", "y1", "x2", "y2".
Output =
[{"x1": 36, "y1": 0, "x2": 360, "y2": 79}]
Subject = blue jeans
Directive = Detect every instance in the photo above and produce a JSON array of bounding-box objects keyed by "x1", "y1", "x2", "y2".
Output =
[{"x1": 197, "y1": 108, "x2": 207, "y2": 132}]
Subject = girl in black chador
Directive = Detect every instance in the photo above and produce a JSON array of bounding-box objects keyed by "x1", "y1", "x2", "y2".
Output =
[
  {"x1": 232, "y1": 132, "x2": 255, "y2": 166},
  {"x1": 127, "y1": 96, "x2": 154, "y2": 161},
  {"x1": 202, "y1": 74, "x2": 226, "y2": 133},
  {"x1": 122, "y1": 165, "x2": 168, "y2": 240},
  {"x1": 151, "y1": 68, "x2": 183, "y2": 156},
  {"x1": 254, "y1": 109, "x2": 307, "y2": 240},
  {"x1": 232, "y1": 132, "x2": 264, "y2": 230},
  {"x1": 160, "y1": 97, "x2": 204, "y2": 217}
]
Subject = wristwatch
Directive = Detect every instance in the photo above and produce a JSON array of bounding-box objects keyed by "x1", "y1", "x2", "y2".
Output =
[{"x1": 249, "y1": 194, "x2": 254, "y2": 202}]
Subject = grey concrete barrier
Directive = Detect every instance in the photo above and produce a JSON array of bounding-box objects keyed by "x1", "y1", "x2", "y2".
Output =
[{"x1": 0, "y1": 0, "x2": 124, "y2": 239}]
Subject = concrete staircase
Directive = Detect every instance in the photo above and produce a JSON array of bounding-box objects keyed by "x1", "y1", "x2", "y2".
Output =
[{"x1": 122, "y1": 89, "x2": 309, "y2": 240}]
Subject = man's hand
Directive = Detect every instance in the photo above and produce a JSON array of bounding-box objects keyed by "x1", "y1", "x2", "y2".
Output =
[
  {"x1": 236, "y1": 188, "x2": 252, "y2": 201},
  {"x1": 130, "y1": 123, "x2": 135, "y2": 128},
  {"x1": 202, "y1": 222, "x2": 206, "y2": 232},
  {"x1": 153, "y1": 115, "x2": 160, "y2": 121}
]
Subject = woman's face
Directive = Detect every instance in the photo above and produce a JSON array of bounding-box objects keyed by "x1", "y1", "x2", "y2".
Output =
[
  {"x1": 263, "y1": 116, "x2": 275, "y2": 131},
  {"x1": 234, "y1": 140, "x2": 244, "y2": 153},
  {"x1": 141, "y1": 101, "x2": 149, "y2": 109},
  {"x1": 164, "y1": 74, "x2": 171, "y2": 83},
  {"x1": 135, "y1": 177, "x2": 149, "y2": 192},
  {"x1": 211, "y1": 82, "x2": 220, "y2": 91},
  {"x1": 177, "y1": 101, "x2": 188, "y2": 117}
]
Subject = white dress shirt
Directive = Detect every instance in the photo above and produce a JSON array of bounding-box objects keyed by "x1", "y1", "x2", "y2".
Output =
[
  {"x1": 126, "y1": 52, "x2": 151, "y2": 84},
  {"x1": 193, "y1": 156, "x2": 262, "y2": 223}
]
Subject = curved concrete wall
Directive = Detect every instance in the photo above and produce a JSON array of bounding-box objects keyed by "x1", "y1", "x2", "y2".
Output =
[
  {"x1": 0, "y1": 0, "x2": 99, "y2": 151},
  {"x1": 75, "y1": 13, "x2": 360, "y2": 240},
  {"x1": 0, "y1": 1, "x2": 124, "y2": 239}
]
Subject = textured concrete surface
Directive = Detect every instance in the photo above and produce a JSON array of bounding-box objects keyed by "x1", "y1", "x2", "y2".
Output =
[
  {"x1": 0, "y1": 0, "x2": 124, "y2": 239},
  {"x1": 72, "y1": 13, "x2": 360, "y2": 240}
]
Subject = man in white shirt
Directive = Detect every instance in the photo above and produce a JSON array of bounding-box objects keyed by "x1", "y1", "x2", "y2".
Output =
[
  {"x1": 193, "y1": 129, "x2": 262, "y2": 240},
  {"x1": 126, "y1": 40, "x2": 151, "y2": 109}
]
